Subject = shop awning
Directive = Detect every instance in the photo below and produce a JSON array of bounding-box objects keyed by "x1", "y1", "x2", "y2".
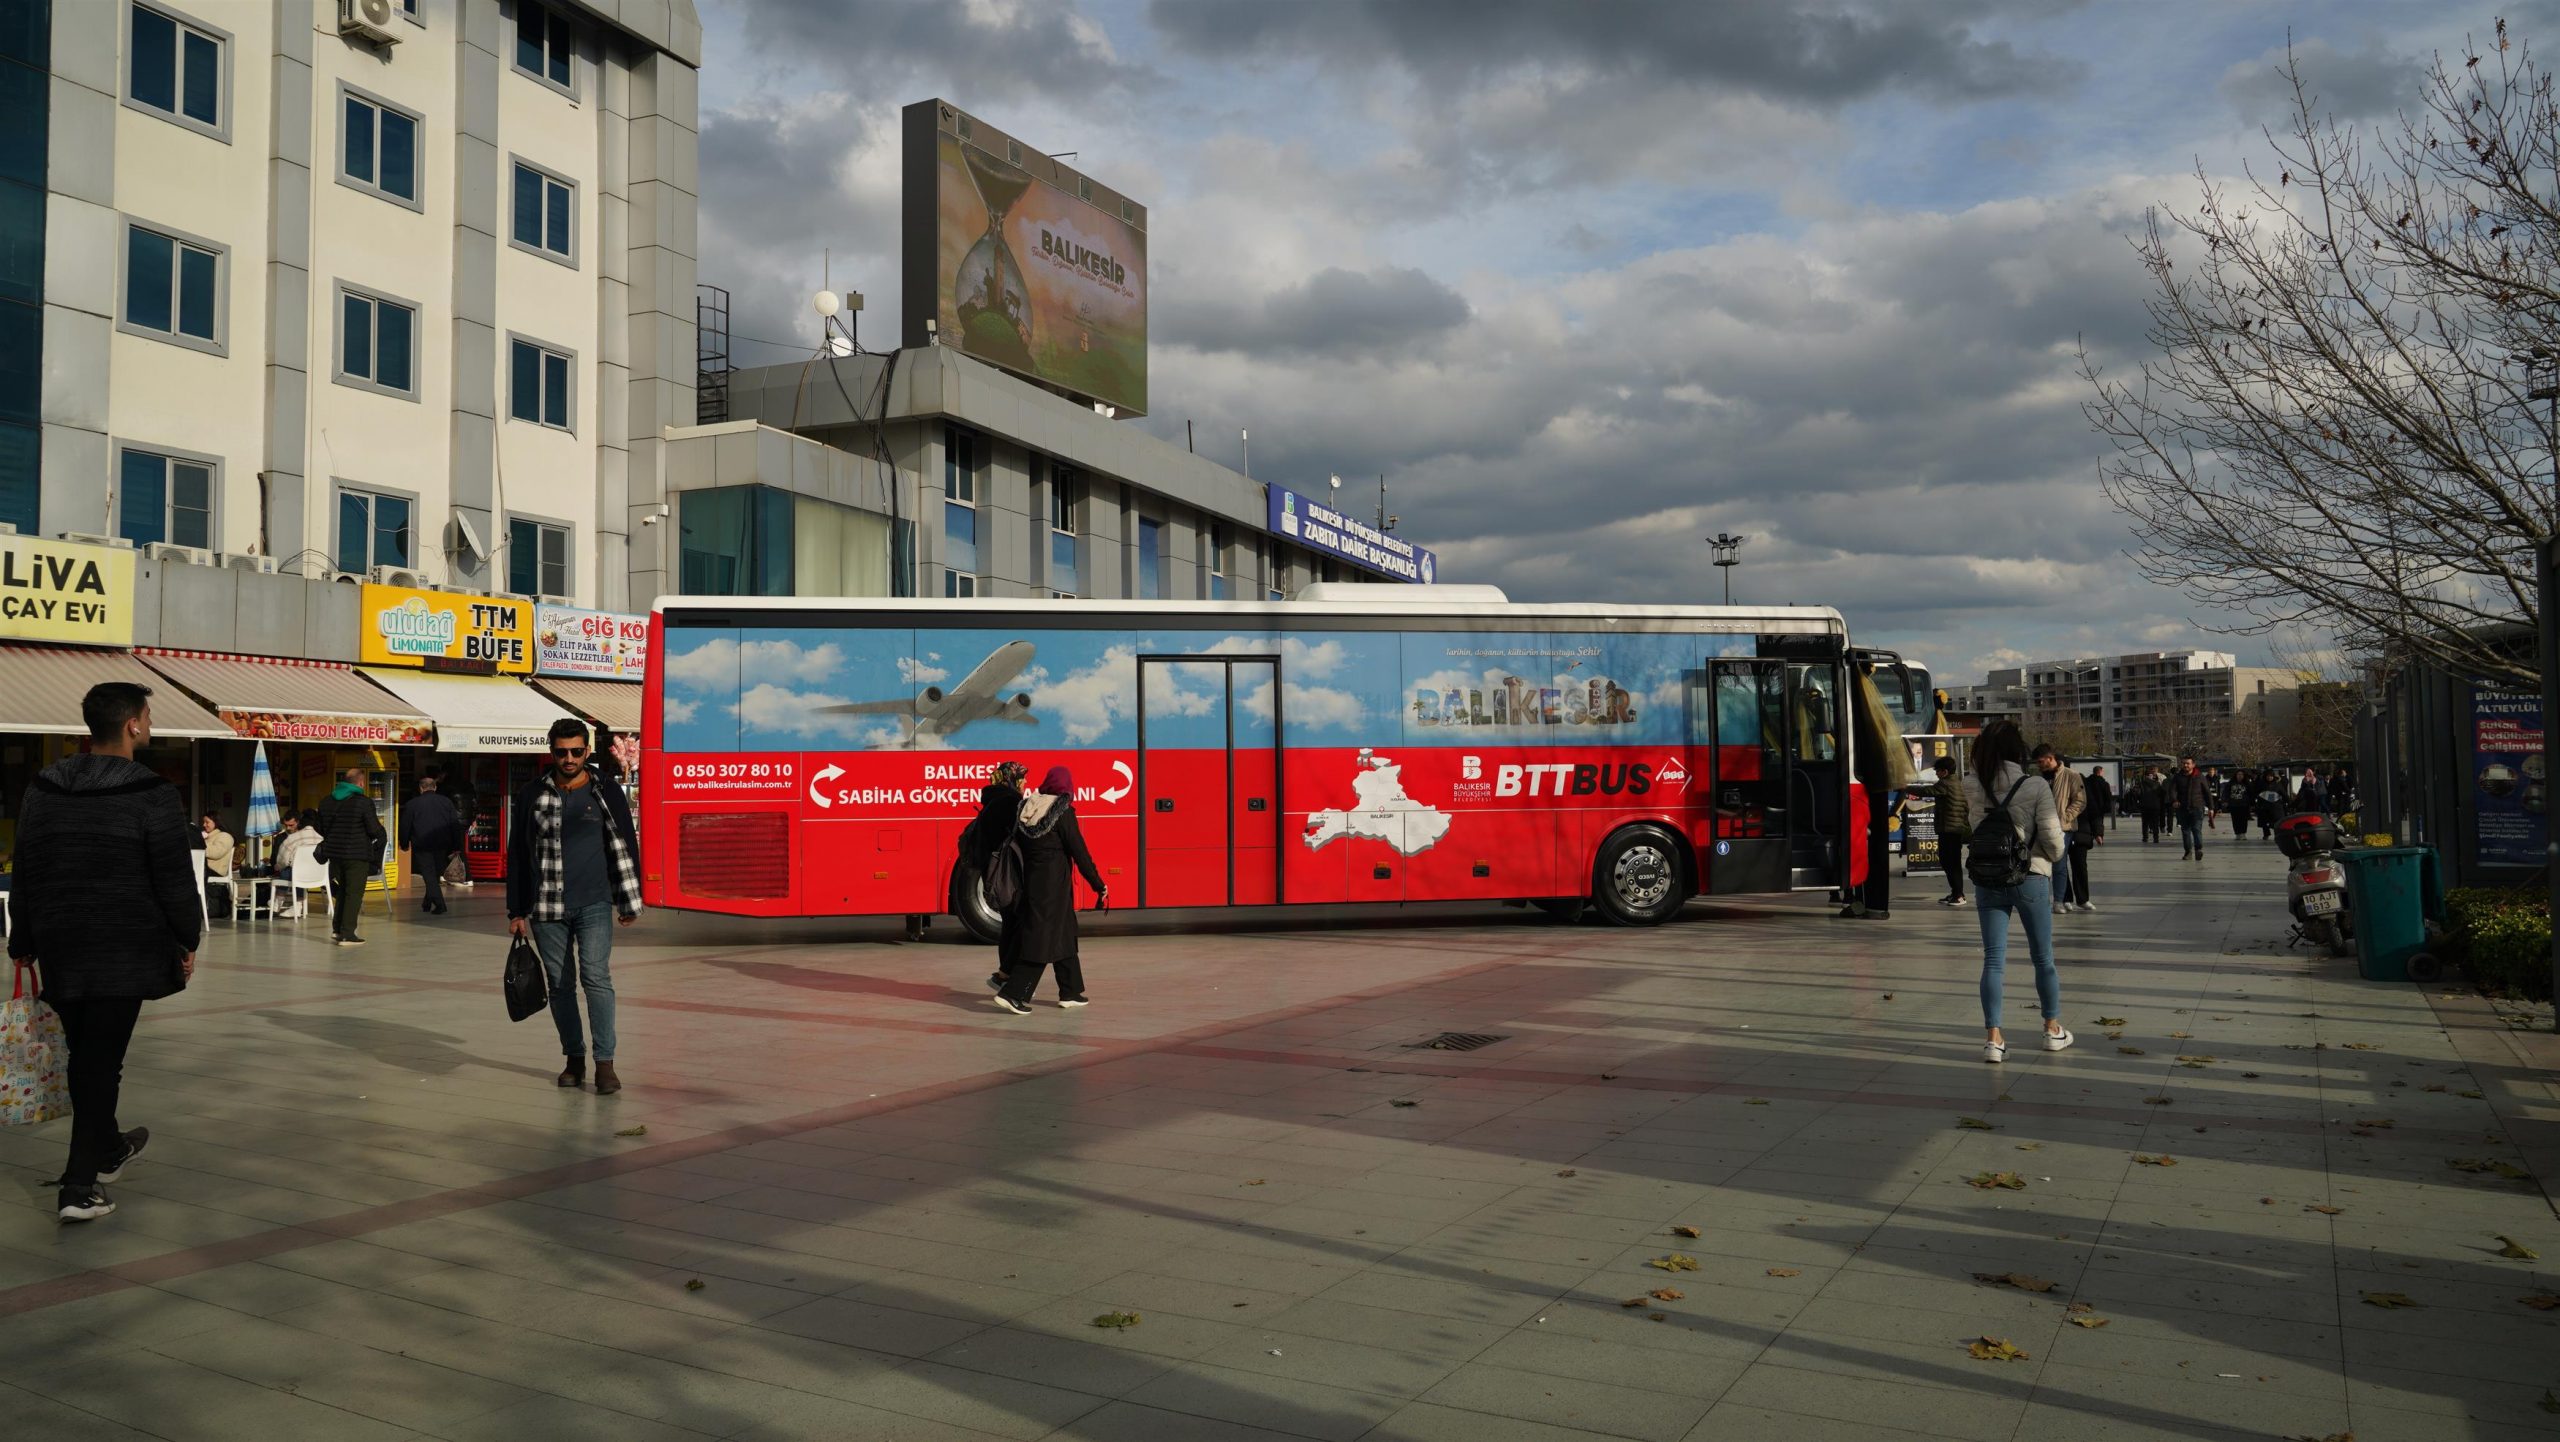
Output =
[
  {"x1": 529, "y1": 676, "x2": 643, "y2": 735},
  {"x1": 0, "y1": 644, "x2": 230, "y2": 739},
  {"x1": 138, "y1": 649, "x2": 434, "y2": 746},
  {"x1": 356, "y1": 669, "x2": 573, "y2": 753}
]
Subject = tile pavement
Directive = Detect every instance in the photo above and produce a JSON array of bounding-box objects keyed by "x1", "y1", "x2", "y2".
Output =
[{"x1": 2, "y1": 835, "x2": 2554, "y2": 1440}]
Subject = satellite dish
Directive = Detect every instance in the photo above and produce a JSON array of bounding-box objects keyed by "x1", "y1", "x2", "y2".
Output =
[{"x1": 812, "y1": 289, "x2": 842, "y2": 318}]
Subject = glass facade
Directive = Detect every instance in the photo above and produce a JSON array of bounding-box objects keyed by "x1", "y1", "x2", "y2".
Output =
[
  {"x1": 0, "y1": 0, "x2": 42, "y2": 533},
  {"x1": 679, "y1": 485, "x2": 922, "y2": 599},
  {"x1": 1137, "y1": 517, "x2": 1162, "y2": 598}
]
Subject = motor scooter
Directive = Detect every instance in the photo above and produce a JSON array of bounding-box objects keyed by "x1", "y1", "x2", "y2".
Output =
[{"x1": 2277, "y1": 812, "x2": 2352, "y2": 956}]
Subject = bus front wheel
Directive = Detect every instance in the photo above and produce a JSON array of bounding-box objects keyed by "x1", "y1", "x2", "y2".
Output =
[
  {"x1": 1594, "y1": 826, "x2": 1686, "y2": 926},
  {"x1": 950, "y1": 868, "x2": 1003, "y2": 945}
]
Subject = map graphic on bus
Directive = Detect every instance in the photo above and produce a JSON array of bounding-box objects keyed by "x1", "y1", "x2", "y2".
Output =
[{"x1": 1304, "y1": 748, "x2": 1451, "y2": 856}]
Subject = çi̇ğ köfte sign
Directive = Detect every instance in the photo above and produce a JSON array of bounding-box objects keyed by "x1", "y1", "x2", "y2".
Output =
[
  {"x1": 1268, "y1": 486, "x2": 1438, "y2": 584},
  {"x1": 358, "y1": 584, "x2": 533, "y2": 673}
]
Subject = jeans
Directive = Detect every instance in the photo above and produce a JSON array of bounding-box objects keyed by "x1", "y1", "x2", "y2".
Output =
[
  {"x1": 52, "y1": 996, "x2": 143, "y2": 1188},
  {"x1": 1977, "y1": 873, "x2": 2059, "y2": 1029},
  {"x1": 329, "y1": 857, "x2": 370, "y2": 939},
  {"x1": 533, "y1": 901, "x2": 618, "y2": 1061},
  {"x1": 2177, "y1": 814, "x2": 2205, "y2": 854},
  {"x1": 417, "y1": 850, "x2": 450, "y2": 909}
]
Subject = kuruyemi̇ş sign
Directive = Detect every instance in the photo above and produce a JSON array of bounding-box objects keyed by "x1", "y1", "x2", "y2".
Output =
[{"x1": 359, "y1": 584, "x2": 533, "y2": 673}]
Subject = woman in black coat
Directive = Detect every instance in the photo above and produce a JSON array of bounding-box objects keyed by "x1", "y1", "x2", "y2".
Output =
[
  {"x1": 964, "y1": 762, "x2": 1028, "y2": 988},
  {"x1": 991, "y1": 766, "x2": 1106, "y2": 1014}
]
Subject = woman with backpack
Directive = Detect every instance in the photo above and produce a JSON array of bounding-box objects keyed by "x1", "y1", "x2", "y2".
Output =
[
  {"x1": 990, "y1": 766, "x2": 1107, "y2": 1014},
  {"x1": 1961, "y1": 719, "x2": 2070, "y2": 1063},
  {"x1": 967, "y1": 761, "x2": 1030, "y2": 992}
]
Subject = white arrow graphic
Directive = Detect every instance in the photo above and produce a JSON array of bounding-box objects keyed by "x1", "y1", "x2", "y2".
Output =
[
  {"x1": 808, "y1": 763, "x2": 846, "y2": 809},
  {"x1": 1100, "y1": 760, "x2": 1135, "y2": 805}
]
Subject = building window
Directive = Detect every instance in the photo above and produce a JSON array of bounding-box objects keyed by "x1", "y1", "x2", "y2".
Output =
[
  {"x1": 334, "y1": 284, "x2": 418, "y2": 397},
  {"x1": 1048, "y1": 467, "x2": 1080, "y2": 598},
  {"x1": 335, "y1": 486, "x2": 412, "y2": 575},
  {"x1": 507, "y1": 516, "x2": 568, "y2": 597},
  {"x1": 943, "y1": 422, "x2": 984, "y2": 503},
  {"x1": 677, "y1": 484, "x2": 795, "y2": 596},
  {"x1": 1137, "y1": 516, "x2": 1162, "y2": 599},
  {"x1": 944, "y1": 503, "x2": 979, "y2": 597},
  {"x1": 126, "y1": 1, "x2": 225, "y2": 140},
  {"x1": 510, "y1": 160, "x2": 575, "y2": 264},
  {"x1": 116, "y1": 446, "x2": 213, "y2": 550},
  {"x1": 120, "y1": 221, "x2": 222, "y2": 352},
  {"x1": 1262, "y1": 539, "x2": 1284, "y2": 600},
  {"x1": 1208, "y1": 522, "x2": 1231, "y2": 601},
  {"x1": 508, "y1": 336, "x2": 573, "y2": 430},
  {"x1": 513, "y1": 1, "x2": 573, "y2": 92},
  {"x1": 339, "y1": 86, "x2": 419, "y2": 207}
]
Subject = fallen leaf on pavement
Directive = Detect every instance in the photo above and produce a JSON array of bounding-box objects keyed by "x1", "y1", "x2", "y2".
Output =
[
  {"x1": 2494, "y1": 1236, "x2": 2540, "y2": 1260},
  {"x1": 2168, "y1": 1032, "x2": 2192, "y2": 1040},
  {"x1": 1973, "y1": 1272, "x2": 2057, "y2": 1293},
  {"x1": 2354, "y1": 1119, "x2": 2394, "y2": 1129},
  {"x1": 2425, "y1": 1085, "x2": 2448, "y2": 1093},
  {"x1": 2542, "y1": 1389, "x2": 2560, "y2": 1415},
  {"x1": 2066, "y1": 1302, "x2": 2094, "y2": 1314},
  {"x1": 1091, "y1": 1311, "x2": 1141, "y2": 1329},
  {"x1": 1744, "y1": 1098, "x2": 1771, "y2": 1106},
  {"x1": 2351, "y1": 1129, "x2": 2376, "y2": 1138},
  {"x1": 2519, "y1": 1295, "x2": 2560, "y2": 1310},
  {"x1": 2361, "y1": 1291, "x2": 2420, "y2": 1309},
  {"x1": 1966, "y1": 1171, "x2": 2027, "y2": 1190},
  {"x1": 684, "y1": 1278, "x2": 705, "y2": 1291},
  {"x1": 2448, "y1": 1158, "x2": 2534, "y2": 1180},
  {"x1": 1766, "y1": 1268, "x2": 1800, "y2": 1278},
  {"x1": 2458, "y1": 1089, "x2": 2485, "y2": 1099},
  {"x1": 1967, "y1": 1336, "x2": 2030, "y2": 1361},
  {"x1": 2118, "y1": 1046, "x2": 2147, "y2": 1055},
  {"x1": 1621, "y1": 1297, "x2": 1647, "y2": 1308},
  {"x1": 2015, "y1": 1143, "x2": 2043, "y2": 1151},
  {"x1": 2307, "y1": 1204, "x2": 2344, "y2": 1215},
  {"x1": 2344, "y1": 1042, "x2": 2379, "y2": 1050},
  {"x1": 1883, "y1": 993, "x2": 1895, "y2": 1001},
  {"x1": 1957, "y1": 1117, "x2": 1997, "y2": 1130},
  {"x1": 1650, "y1": 1312, "x2": 1667, "y2": 1321},
  {"x1": 2143, "y1": 1096, "x2": 2174, "y2": 1106},
  {"x1": 1649, "y1": 1254, "x2": 1700, "y2": 1272},
  {"x1": 1389, "y1": 1099, "x2": 1418, "y2": 1108},
  {"x1": 2133, "y1": 1154, "x2": 2178, "y2": 1167},
  {"x1": 614, "y1": 1125, "x2": 648, "y2": 1137},
  {"x1": 2179, "y1": 1061, "x2": 2209, "y2": 1069},
  {"x1": 1244, "y1": 1179, "x2": 1266, "y2": 1186},
  {"x1": 2243, "y1": 1072, "x2": 2262, "y2": 1079},
  {"x1": 2094, "y1": 1017, "x2": 2127, "y2": 1026},
  {"x1": 2068, "y1": 1315, "x2": 2110, "y2": 1328},
  {"x1": 1672, "y1": 1225, "x2": 1702, "y2": 1238},
  {"x1": 1555, "y1": 1169, "x2": 1577, "y2": 1178},
  {"x1": 1647, "y1": 1287, "x2": 1684, "y2": 1301},
  {"x1": 2260, "y1": 1197, "x2": 2276, "y2": 1205},
  {"x1": 2106, "y1": 1031, "x2": 2125, "y2": 1040}
]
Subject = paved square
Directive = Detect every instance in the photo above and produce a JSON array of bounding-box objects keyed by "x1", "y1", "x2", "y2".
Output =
[{"x1": 4, "y1": 839, "x2": 2555, "y2": 1441}]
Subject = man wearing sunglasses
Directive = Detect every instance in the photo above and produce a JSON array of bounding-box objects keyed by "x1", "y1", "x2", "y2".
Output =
[{"x1": 507, "y1": 718, "x2": 644, "y2": 1094}]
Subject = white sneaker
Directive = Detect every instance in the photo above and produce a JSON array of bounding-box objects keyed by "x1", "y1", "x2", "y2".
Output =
[
  {"x1": 2077, "y1": 902, "x2": 2098, "y2": 914},
  {"x1": 2043, "y1": 1028, "x2": 2075, "y2": 1052},
  {"x1": 1982, "y1": 1041, "x2": 2006, "y2": 1064}
]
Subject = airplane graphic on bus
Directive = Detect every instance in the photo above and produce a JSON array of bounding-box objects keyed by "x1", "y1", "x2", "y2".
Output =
[{"x1": 818, "y1": 639, "x2": 1040, "y2": 737}]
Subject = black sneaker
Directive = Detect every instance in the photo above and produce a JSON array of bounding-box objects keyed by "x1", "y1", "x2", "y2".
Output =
[
  {"x1": 987, "y1": 973, "x2": 1007, "y2": 993},
  {"x1": 344, "y1": 935, "x2": 367, "y2": 946},
  {"x1": 57, "y1": 1187, "x2": 114, "y2": 1222},
  {"x1": 990, "y1": 994, "x2": 1031, "y2": 1016},
  {"x1": 96, "y1": 1128, "x2": 149, "y2": 1184},
  {"x1": 1058, "y1": 997, "x2": 1089, "y2": 1009}
]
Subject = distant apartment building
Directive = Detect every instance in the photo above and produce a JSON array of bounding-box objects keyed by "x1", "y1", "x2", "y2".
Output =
[
  {"x1": 1944, "y1": 667, "x2": 2026, "y2": 725},
  {"x1": 7, "y1": 0, "x2": 699, "y2": 612},
  {"x1": 2015, "y1": 650, "x2": 2300, "y2": 755}
]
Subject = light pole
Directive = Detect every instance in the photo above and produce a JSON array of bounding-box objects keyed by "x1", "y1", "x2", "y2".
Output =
[{"x1": 1710, "y1": 532, "x2": 1745, "y2": 604}]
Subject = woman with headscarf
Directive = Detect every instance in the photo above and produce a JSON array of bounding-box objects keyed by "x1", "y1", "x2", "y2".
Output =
[
  {"x1": 966, "y1": 761, "x2": 1029, "y2": 990},
  {"x1": 991, "y1": 766, "x2": 1107, "y2": 1014}
]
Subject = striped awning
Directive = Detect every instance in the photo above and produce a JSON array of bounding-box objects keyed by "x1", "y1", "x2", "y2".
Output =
[
  {"x1": 528, "y1": 676, "x2": 642, "y2": 735},
  {"x1": 137, "y1": 649, "x2": 434, "y2": 746},
  {"x1": 0, "y1": 644, "x2": 231, "y2": 740},
  {"x1": 356, "y1": 668, "x2": 572, "y2": 753}
]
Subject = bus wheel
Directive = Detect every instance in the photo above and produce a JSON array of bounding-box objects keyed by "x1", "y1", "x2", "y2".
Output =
[
  {"x1": 950, "y1": 870, "x2": 1003, "y2": 945},
  {"x1": 1595, "y1": 826, "x2": 1685, "y2": 926},
  {"x1": 1531, "y1": 897, "x2": 1587, "y2": 924}
]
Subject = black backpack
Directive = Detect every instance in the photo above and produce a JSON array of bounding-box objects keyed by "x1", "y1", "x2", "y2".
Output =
[
  {"x1": 1966, "y1": 775, "x2": 2038, "y2": 889},
  {"x1": 982, "y1": 834, "x2": 1025, "y2": 912}
]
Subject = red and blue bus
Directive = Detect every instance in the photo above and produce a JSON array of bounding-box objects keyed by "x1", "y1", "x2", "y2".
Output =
[{"x1": 640, "y1": 586, "x2": 1891, "y2": 935}]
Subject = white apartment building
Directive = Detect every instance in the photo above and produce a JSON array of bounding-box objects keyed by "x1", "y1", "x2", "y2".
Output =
[
  {"x1": 24, "y1": 0, "x2": 698, "y2": 612},
  {"x1": 2020, "y1": 650, "x2": 2299, "y2": 754}
]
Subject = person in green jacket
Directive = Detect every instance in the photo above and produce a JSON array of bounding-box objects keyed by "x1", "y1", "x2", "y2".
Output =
[{"x1": 1932, "y1": 751, "x2": 1972, "y2": 906}]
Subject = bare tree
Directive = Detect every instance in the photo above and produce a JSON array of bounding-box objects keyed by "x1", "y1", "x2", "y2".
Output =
[{"x1": 2085, "y1": 22, "x2": 2560, "y2": 690}]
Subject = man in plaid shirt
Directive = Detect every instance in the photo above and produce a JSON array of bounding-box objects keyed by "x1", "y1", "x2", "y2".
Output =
[{"x1": 507, "y1": 718, "x2": 643, "y2": 1095}]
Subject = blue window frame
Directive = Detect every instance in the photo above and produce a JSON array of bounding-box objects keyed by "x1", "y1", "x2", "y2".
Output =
[
  {"x1": 514, "y1": 1, "x2": 572, "y2": 90},
  {"x1": 128, "y1": 2, "x2": 222, "y2": 133},
  {"x1": 117, "y1": 447, "x2": 212, "y2": 549},
  {"x1": 1137, "y1": 517, "x2": 1162, "y2": 598},
  {"x1": 338, "y1": 287, "x2": 415, "y2": 395},
  {"x1": 123, "y1": 223, "x2": 220, "y2": 346},
  {"x1": 511, "y1": 162, "x2": 573, "y2": 261},
  {"x1": 508, "y1": 338, "x2": 572, "y2": 429},
  {"x1": 336, "y1": 487, "x2": 412, "y2": 574},
  {"x1": 507, "y1": 516, "x2": 569, "y2": 597},
  {"x1": 342, "y1": 89, "x2": 418, "y2": 205}
]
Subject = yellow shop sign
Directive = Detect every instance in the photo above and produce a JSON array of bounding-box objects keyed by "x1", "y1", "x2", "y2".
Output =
[
  {"x1": 358, "y1": 584, "x2": 533, "y2": 673},
  {"x1": 0, "y1": 534, "x2": 138, "y2": 647}
]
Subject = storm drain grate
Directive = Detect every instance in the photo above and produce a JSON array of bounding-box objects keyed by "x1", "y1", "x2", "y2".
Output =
[{"x1": 1407, "y1": 1032, "x2": 1510, "y2": 1053}]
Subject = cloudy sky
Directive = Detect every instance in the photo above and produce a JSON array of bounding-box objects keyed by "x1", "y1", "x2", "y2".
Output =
[{"x1": 693, "y1": 0, "x2": 2537, "y2": 684}]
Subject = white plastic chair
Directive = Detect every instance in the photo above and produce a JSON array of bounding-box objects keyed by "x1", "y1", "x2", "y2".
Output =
[{"x1": 286, "y1": 851, "x2": 332, "y2": 921}]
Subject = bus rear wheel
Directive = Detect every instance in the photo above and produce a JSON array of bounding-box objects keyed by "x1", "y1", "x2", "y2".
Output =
[
  {"x1": 950, "y1": 868, "x2": 1003, "y2": 945},
  {"x1": 1595, "y1": 826, "x2": 1686, "y2": 926}
]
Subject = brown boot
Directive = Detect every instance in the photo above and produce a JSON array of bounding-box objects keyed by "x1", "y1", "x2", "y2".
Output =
[
  {"x1": 557, "y1": 1058, "x2": 585, "y2": 1089},
  {"x1": 592, "y1": 1061, "x2": 621, "y2": 1096}
]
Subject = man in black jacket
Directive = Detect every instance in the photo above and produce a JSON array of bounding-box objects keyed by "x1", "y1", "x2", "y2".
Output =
[
  {"x1": 508, "y1": 719, "x2": 643, "y2": 1094},
  {"x1": 400, "y1": 774, "x2": 464, "y2": 915},
  {"x1": 8, "y1": 682, "x2": 201, "y2": 1222},
  {"x1": 2169, "y1": 756, "x2": 2212, "y2": 860},
  {"x1": 316, "y1": 768, "x2": 386, "y2": 945}
]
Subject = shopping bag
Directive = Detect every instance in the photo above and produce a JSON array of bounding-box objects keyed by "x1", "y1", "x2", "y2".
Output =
[
  {"x1": 502, "y1": 935, "x2": 549, "y2": 1022},
  {"x1": 444, "y1": 853, "x2": 469, "y2": 886},
  {"x1": 1, "y1": 960, "x2": 70, "y2": 1127}
]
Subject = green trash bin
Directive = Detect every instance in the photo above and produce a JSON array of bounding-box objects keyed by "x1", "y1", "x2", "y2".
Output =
[{"x1": 2335, "y1": 847, "x2": 2443, "y2": 983}]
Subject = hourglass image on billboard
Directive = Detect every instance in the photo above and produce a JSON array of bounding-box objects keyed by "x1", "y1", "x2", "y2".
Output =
[{"x1": 902, "y1": 99, "x2": 1149, "y2": 416}]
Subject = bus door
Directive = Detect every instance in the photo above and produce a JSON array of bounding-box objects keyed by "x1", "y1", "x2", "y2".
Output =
[
  {"x1": 1699, "y1": 657, "x2": 1848, "y2": 893},
  {"x1": 1138, "y1": 656, "x2": 1282, "y2": 907}
]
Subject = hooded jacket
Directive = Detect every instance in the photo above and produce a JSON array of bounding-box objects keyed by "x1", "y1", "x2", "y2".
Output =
[
  {"x1": 316, "y1": 782, "x2": 386, "y2": 864},
  {"x1": 6, "y1": 753, "x2": 202, "y2": 1000}
]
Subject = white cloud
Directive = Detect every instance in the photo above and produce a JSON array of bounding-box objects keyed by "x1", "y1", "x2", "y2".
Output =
[
  {"x1": 898, "y1": 656, "x2": 949, "y2": 684},
  {"x1": 661, "y1": 697, "x2": 700, "y2": 725},
  {"x1": 663, "y1": 638, "x2": 738, "y2": 691},
  {"x1": 740, "y1": 640, "x2": 845, "y2": 686},
  {"x1": 1028, "y1": 645, "x2": 1140, "y2": 744}
]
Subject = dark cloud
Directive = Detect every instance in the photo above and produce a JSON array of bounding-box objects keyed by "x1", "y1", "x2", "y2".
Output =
[
  {"x1": 696, "y1": 101, "x2": 902, "y2": 365},
  {"x1": 1165, "y1": 266, "x2": 1472, "y2": 357},
  {"x1": 1148, "y1": 0, "x2": 2079, "y2": 105},
  {"x1": 2220, "y1": 37, "x2": 2420, "y2": 123},
  {"x1": 726, "y1": 0, "x2": 1152, "y2": 99}
]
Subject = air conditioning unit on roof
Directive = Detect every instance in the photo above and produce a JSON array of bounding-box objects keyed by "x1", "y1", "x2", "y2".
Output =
[
  {"x1": 338, "y1": 0, "x2": 402, "y2": 47},
  {"x1": 370, "y1": 565, "x2": 428, "y2": 588},
  {"x1": 56, "y1": 532, "x2": 135, "y2": 550},
  {"x1": 222, "y1": 552, "x2": 279, "y2": 575},
  {"x1": 142, "y1": 542, "x2": 213, "y2": 567}
]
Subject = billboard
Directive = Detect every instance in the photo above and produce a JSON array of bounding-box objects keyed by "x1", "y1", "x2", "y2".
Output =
[
  {"x1": 358, "y1": 584, "x2": 533, "y2": 674},
  {"x1": 2468, "y1": 688, "x2": 2544, "y2": 869},
  {"x1": 1268, "y1": 485, "x2": 1437, "y2": 583},
  {"x1": 903, "y1": 99, "x2": 1148, "y2": 416}
]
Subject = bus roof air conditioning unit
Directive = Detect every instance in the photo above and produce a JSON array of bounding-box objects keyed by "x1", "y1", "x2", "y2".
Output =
[
  {"x1": 142, "y1": 542, "x2": 213, "y2": 567},
  {"x1": 338, "y1": 0, "x2": 402, "y2": 47},
  {"x1": 370, "y1": 564, "x2": 427, "y2": 588},
  {"x1": 222, "y1": 551, "x2": 279, "y2": 575}
]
